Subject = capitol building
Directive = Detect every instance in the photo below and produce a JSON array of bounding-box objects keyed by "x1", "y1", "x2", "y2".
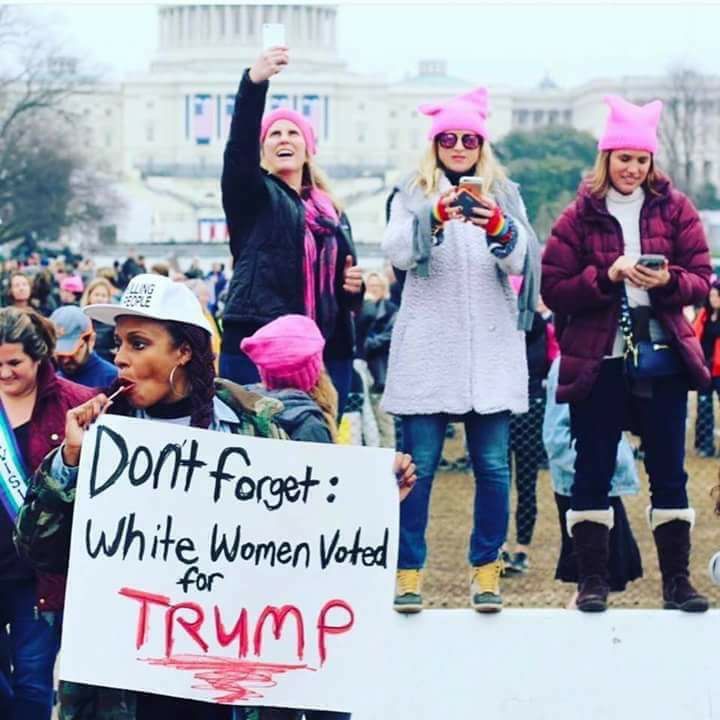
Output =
[{"x1": 74, "y1": 4, "x2": 720, "y2": 251}]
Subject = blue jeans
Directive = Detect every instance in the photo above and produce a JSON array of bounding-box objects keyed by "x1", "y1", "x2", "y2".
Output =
[
  {"x1": 0, "y1": 579, "x2": 62, "y2": 720},
  {"x1": 398, "y1": 412, "x2": 510, "y2": 568}
]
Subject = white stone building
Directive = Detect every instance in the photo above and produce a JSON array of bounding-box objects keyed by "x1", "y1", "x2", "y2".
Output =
[{"x1": 62, "y1": 3, "x2": 720, "y2": 248}]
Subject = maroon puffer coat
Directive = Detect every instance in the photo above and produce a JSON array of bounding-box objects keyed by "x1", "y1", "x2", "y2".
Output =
[
  {"x1": 542, "y1": 178, "x2": 711, "y2": 403},
  {"x1": 26, "y1": 360, "x2": 98, "y2": 611}
]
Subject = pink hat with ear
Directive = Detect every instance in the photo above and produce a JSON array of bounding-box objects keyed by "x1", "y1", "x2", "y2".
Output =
[
  {"x1": 419, "y1": 87, "x2": 490, "y2": 141},
  {"x1": 61, "y1": 275, "x2": 84, "y2": 294},
  {"x1": 240, "y1": 314, "x2": 325, "y2": 393},
  {"x1": 260, "y1": 108, "x2": 317, "y2": 156},
  {"x1": 598, "y1": 95, "x2": 663, "y2": 154}
]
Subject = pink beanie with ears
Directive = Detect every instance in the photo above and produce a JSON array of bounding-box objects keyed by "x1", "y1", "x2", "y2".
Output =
[
  {"x1": 240, "y1": 314, "x2": 325, "y2": 393},
  {"x1": 61, "y1": 275, "x2": 84, "y2": 294},
  {"x1": 419, "y1": 87, "x2": 490, "y2": 141},
  {"x1": 598, "y1": 95, "x2": 663, "y2": 154},
  {"x1": 260, "y1": 109, "x2": 317, "y2": 156}
]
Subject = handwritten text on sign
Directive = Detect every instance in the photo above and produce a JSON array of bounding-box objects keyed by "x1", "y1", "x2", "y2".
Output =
[{"x1": 60, "y1": 416, "x2": 398, "y2": 711}]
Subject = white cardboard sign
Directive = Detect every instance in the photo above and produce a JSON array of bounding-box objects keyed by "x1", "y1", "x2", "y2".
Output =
[{"x1": 60, "y1": 415, "x2": 398, "y2": 712}]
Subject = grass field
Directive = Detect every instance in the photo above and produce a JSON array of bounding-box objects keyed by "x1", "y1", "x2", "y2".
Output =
[{"x1": 423, "y1": 434, "x2": 719, "y2": 609}]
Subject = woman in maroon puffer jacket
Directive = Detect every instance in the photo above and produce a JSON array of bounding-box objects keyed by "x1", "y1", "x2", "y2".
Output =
[
  {"x1": 0, "y1": 308, "x2": 96, "y2": 719},
  {"x1": 542, "y1": 95, "x2": 711, "y2": 614}
]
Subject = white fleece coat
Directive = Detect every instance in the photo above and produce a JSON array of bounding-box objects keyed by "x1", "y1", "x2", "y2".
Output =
[{"x1": 381, "y1": 176, "x2": 529, "y2": 416}]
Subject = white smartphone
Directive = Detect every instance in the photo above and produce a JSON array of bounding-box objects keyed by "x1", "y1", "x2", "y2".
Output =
[
  {"x1": 262, "y1": 23, "x2": 286, "y2": 50},
  {"x1": 458, "y1": 176, "x2": 484, "y2": 200}
]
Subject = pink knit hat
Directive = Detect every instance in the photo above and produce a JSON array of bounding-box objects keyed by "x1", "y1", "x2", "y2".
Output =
[
  {"x1": 260, "y1": 109, "x2": 317, "y2": 156},
  {"x1": 598, "y1": 95, "x2": 663, "y2": 154},
  {"x1": 61, "y1": 275, "x2": 84, "y2": 294},
  {"x1": 240, "y1": 314, "x2": 325, "y2": 393},
  {"x1": 419, "y1": 87, "x2": 490, "y2": 141}
]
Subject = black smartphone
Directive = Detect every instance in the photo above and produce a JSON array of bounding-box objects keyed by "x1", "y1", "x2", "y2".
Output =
[
  {"x1": 636, "y1": 254, "x2": 667, "y2": 270},
  {"x1": 451, "y1": 189, "x2": 482, "y2": 218}
]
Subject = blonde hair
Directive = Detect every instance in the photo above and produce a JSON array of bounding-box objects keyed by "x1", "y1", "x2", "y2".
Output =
[
  {"x1": 309, "y1": 370, "x2": 339, "y2": 443},
  {"x1": 260, "y1": 147, "x2": 343, "y2": 212},
  {"x1": 413, "y1": 140, "x2": 508, "y2": 197},
  {"x1": 586, "y1": 150, "x2": 664, "y2": 198},
  {"x1": 363, "y1": 271, "x2": 390, "y2": 300},
  {"x1": 81, "y1": 277, "x2": 115, "y2": 308}
]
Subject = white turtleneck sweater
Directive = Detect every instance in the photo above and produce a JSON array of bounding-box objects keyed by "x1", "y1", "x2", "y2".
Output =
[{"x1": 606, "y1": 186, "x2": 666, "y2": 356}]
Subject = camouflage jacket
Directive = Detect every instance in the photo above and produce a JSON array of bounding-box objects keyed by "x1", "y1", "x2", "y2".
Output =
[{"x1": 15, "y1": 379, "x2": 286, "y2": 720}]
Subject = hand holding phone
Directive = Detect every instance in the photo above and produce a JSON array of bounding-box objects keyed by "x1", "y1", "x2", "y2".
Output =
[
  {"x1": 635, "y1": 254, "x2": 667, "y2": 271},
  {"x1": 451, "y1": 176, "x2": 486, "y2": 219},
  {"x1": 632, "y1": 254, "x2": 671, "y2": 289}
]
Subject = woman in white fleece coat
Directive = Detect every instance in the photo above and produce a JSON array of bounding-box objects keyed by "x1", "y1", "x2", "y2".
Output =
[{"x1": 382, "y1": 86, "x2": 539, "y2": 614}]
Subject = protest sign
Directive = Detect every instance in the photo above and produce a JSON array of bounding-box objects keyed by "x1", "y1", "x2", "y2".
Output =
[{"x1": 60, "y1": 415, "x2": 398, "y2": 712}]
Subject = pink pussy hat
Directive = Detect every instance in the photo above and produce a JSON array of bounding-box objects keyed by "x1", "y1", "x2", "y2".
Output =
[
  {"x1": 260, "y1": 108, "x2": 317, "y2": 156},
  {"x1": 240, "y1": 314, "x2": 325, "y2": 393},
  {"x1": 419, "y1": 87, "x2": 490, "y2": 141},
  {"x1": 61, "y1": 275, "x2": 84, "y2": 294},
  {"x1": 598, "y1": 95, "x2": 663, "y2": 154}
]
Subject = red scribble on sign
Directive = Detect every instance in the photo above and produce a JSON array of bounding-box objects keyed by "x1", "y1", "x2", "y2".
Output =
[{"x1": 141, "y1": 654, "x2": 314, "y2": 704}]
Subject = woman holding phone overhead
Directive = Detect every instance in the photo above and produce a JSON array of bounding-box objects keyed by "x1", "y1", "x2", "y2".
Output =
[
  {"x1": 542, "y1": 95, "x2": 712, "y2": 613},
  {"x1": 382, "y1": 87, "x2": 541, "y2": 614},
  {"x1": 220, "y1": 43, "x2": 363, "y2": 418}
]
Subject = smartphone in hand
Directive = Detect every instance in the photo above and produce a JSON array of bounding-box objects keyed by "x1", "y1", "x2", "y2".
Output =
[
  {"x1": 458, "y1": 176, "x2": 484, "y2": 200},
  {"x1": 452, "y1": 176, "x2": 485, "y2": 219},
  {"x1": 636, "y1": 254, "x2": 667, "y2": 270},
  {"x1": 262, "y1": 23, "x2": 286, "y2": 50}
]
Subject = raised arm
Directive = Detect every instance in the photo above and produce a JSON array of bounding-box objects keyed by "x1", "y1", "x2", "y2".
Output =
[{"x1": 221, "y1": 47, "x2": 289, "y2": 258}]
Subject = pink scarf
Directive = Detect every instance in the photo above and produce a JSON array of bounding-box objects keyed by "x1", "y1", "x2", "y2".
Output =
[{"x1": 302, "y1": 188, "x2": 339, "y2": 338}]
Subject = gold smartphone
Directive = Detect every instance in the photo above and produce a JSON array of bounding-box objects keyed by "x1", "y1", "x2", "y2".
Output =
[{"x1": 458, "y1": 176, "x2": 484, "y2": 201}]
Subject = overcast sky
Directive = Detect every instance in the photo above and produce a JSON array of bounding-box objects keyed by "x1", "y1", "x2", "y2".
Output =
[{"x1": 21, "y1": 2, "x2": 720, "y2": 89}]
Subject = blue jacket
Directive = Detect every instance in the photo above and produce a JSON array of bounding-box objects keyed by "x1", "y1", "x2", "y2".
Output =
[
  {"x1": 57, "y1": 351, "x2": 118, "y2": 390},
  {"x1": 543, "y1": 358, "x2": 639, "y2": 496}
]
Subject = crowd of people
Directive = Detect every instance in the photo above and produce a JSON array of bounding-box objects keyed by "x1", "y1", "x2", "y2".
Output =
[{"x1": 0, "y1": 42, "x2": 719, "y2": 719}]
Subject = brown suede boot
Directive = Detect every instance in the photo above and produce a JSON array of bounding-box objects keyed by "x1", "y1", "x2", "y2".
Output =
[
  {"x1": 651, "y1": 514, "x2": 709, "y2": 613},
  {"x1": 572, "y1": 521, "x2": 611, "y2": 612}
]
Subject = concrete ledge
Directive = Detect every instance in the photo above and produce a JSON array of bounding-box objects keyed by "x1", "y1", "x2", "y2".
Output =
[{"x1": 354, "y1": 609, "x2": 720, "y2": 719}]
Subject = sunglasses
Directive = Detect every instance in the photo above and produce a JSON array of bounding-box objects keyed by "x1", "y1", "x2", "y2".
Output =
[{"x1": 436, "y1": 132, "x2": 482, "y2": 150}]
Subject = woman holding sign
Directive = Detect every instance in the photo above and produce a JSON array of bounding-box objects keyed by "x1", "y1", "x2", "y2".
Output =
[
  {"x1": 18, "y1": 275, "x2": 415, "y2": 720},
  {"x1": 0, "y1": 307, "x2": 95, "y2": 720},
  {"x1": 219, "y1": 44, "x2": 363, "y2": 417},
  {"x1": 15, "y1": 274, "x2": 291, "y2": 720},
  {"x1": 382, "y1": 87, "x2": 540, "y2": 613},
  {"x1": 542, "y1": 95, "x2": 711, "y2": 612}
]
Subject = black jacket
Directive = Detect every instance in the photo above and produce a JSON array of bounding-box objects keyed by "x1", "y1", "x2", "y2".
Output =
[
  {"x1": 221, "y1": 70, "x2": 360, "y2": 360},
  {"x1": 526, "y1": 312, "x2": 551, "y2": 398},
  {"x1": 355, "y1": 298, "x2": 397, "y2": 391}
]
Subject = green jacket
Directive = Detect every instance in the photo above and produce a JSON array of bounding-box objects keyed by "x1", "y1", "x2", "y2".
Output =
[{"x1": 15, "y1": 379, "x2": 286, "y2": 720}]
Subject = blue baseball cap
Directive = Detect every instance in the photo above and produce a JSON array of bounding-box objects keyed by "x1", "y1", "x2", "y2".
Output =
[{"x1": 50, "y1": 306, "x2": 93, "y2": 354}]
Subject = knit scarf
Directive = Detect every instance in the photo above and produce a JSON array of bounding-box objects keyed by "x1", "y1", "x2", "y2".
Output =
[{"x1": 302, "y1": 188, "x2": 339, "y2": 338}]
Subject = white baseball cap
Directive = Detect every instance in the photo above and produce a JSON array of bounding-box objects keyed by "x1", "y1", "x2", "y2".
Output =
[{"x1": 83, "y1": 273, "x2": 213, "y2": 335}]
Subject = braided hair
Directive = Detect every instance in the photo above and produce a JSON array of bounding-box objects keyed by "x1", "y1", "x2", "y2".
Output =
[{"x1": 107, "y1": 320, "x2": 215, "y2": 429}]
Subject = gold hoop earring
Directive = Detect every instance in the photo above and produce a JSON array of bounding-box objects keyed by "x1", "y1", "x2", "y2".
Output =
[{"x1": 169, "y1": 364, "x2": 181, "y2": 396}]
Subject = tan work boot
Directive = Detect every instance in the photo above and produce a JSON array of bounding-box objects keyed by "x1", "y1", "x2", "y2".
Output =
[
  {"x1": 470, "y1": 560, "x2": 503, "y2": 613},
  {"x1": 394, "y1": 569, "x2": 423, "y2": 613}
]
